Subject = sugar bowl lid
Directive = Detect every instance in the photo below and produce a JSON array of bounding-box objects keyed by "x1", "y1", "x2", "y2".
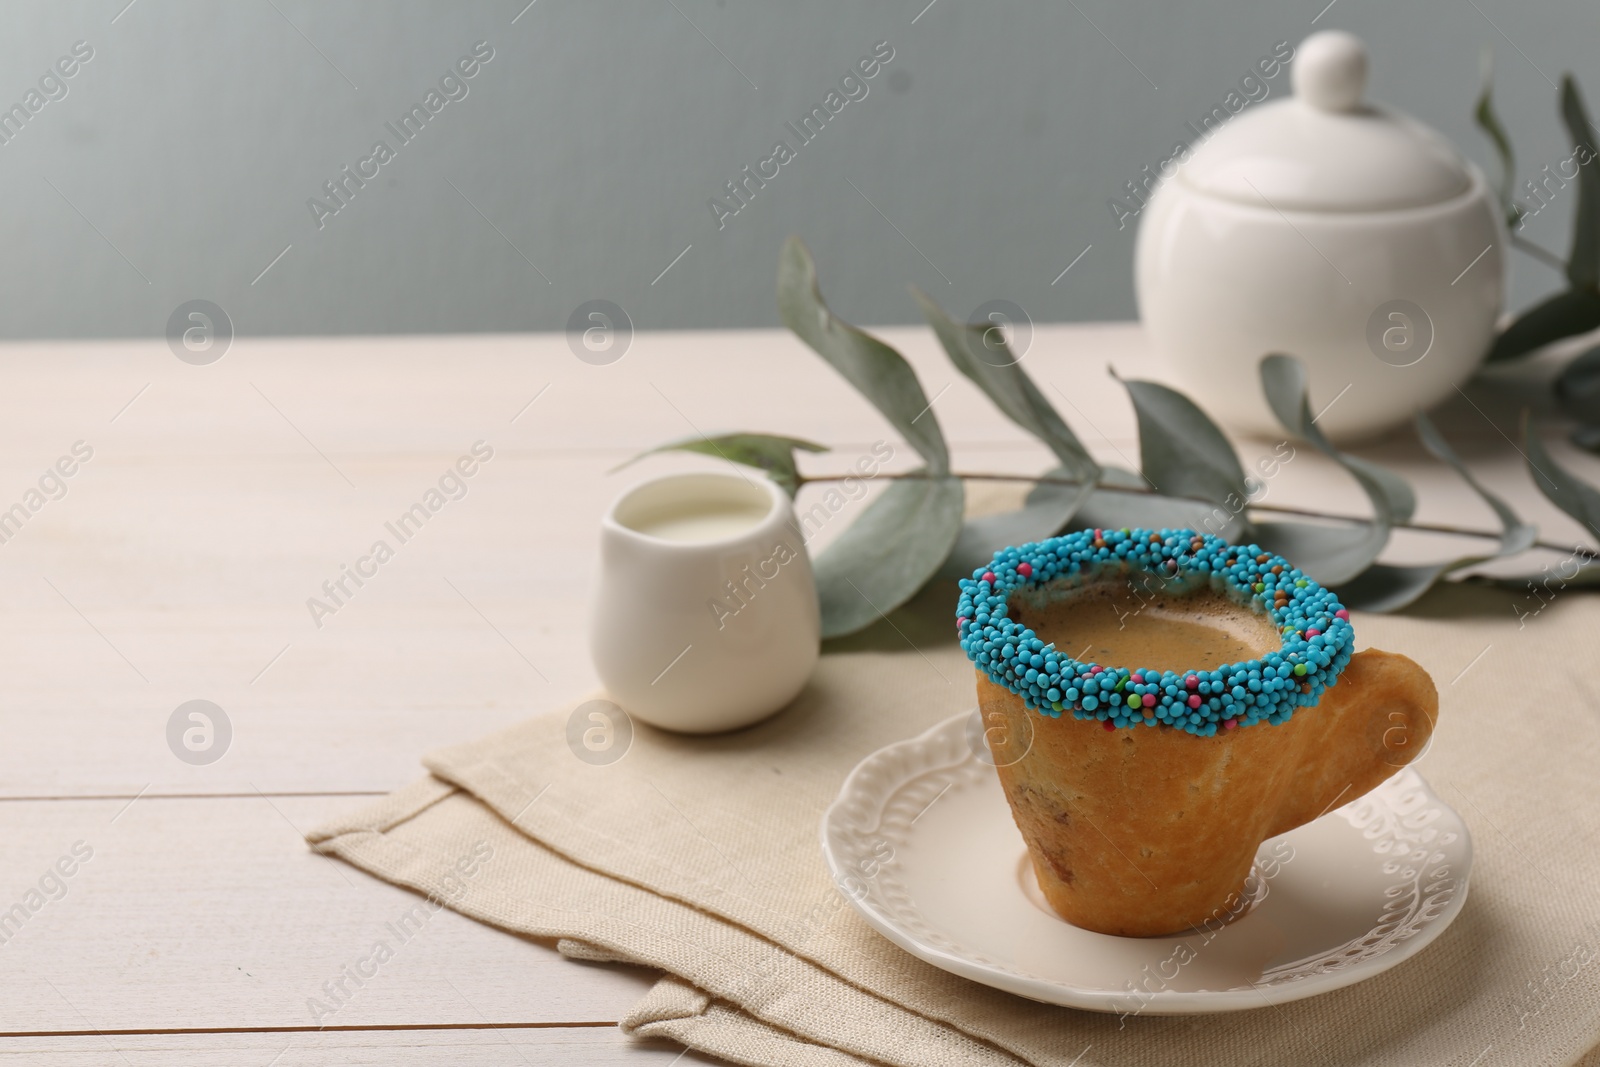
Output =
[{"x1": 1178, "y1": 31, "x2": 1472, "y2": 212}]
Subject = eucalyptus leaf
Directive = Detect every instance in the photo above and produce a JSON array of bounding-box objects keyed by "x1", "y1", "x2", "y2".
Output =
[
  {"x1": 1115, "y1": 372, "x2": 1249, "y2": 515},
  {"x1": 1560, "y1": 75, "x2": 1600, "y2": 290},
  {"x1": 1416, "y1": 411, "x2": 1536, "y2": 555},
  {"x1": 1331, "y1": 563, "x2": 1457, "y2": 613},
  {"x1": 940, "y1": 477, "x2": 1093, "y2": 579},
  {"x1": 1555, "y1": 343, "x2": 1600, "y2": 423},
  {"x1": 1087, "y1": 466, "x2": 1147, "y2": 491},
  {"x1": 1330, "y1": 413, "x2": 1536, "y2": 612},
  {"x1": 912, "y1": 288, "x2": 1099, "y2": 481},
  {"x1": 1488, "y1": 558, "x2": 1600, "y2": 602},
  {"x1": 1070, "y1": 486, "x2": 1248, "y2": 543},
  {"x1": 1251, "y1": 521, "x2": 1378, "y2": 587},
  {"x1": 1487, "y1": 288, "x2": 1600, "y2": 363},
  {"x1": 778, "y1": 237, "x2": 950, "y2": 474},
  {"x1": 1524, "y1": 414, "x2": 1600, "y2": 540},
  {"x1": 1259, "y1": 354, "x2": 1416, "y2": 521},
  {"x1": 1476, "y1": 57, "x2": 1523, "y2": 229},
  {"x1": 1548, "y1": 560, "x2": 1600, "y2": 588},
  {"x1": 812, "y1": 474, "x2": 964, "y2": 638},
  {"x1": 1573, "y1": 422, "x2": 1600, "y2": 453},
  {"x1": 1256, "y1": 354, "x2": 1407, "y2": 581},
  {"x1": 1552, "y1": 560, "x2": 1600, "y2": 586},
  {"x1": 1349, "y1": 455, "x2": 1417, "y2": 524},
  {"x1": 613, "y1": 432, "x2": 827, "y2": 498},
  {"x1": 1025, "y1": 464, "x2": 1249, "y2": 542}
]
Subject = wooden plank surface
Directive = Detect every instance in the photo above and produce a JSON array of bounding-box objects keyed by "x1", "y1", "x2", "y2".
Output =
[
  {"x1": 1, "y1": 325, "x2": 1595, "y2": 1062},
  {"x1": 0, "y1": 796, "x2": 658, "y2": 1033},
  {"x1": 4, "y1": 1029, "x2": 721, "y2": 1065},
  {"x1": 0, "y1": 329, "x2": 1586, "y2": 799}
]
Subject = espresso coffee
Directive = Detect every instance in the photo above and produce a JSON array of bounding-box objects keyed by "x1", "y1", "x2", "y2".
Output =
[{"x1": 1011, "y1": 579, "x2": 1277, "y2": 674}]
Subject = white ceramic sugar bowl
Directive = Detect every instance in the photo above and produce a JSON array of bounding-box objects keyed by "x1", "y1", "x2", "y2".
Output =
[{"x1": 1135, "y1": 30, "x2": 1505, "y2": 442}]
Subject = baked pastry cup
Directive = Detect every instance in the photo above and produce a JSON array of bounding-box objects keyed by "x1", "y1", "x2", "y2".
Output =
[{"x1": 957, "y1": 528, "x2": 1437, "y2": 938}]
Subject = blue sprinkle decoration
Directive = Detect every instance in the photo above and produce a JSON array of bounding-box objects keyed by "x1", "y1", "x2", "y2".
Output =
[{"x1": 956, "y1": 528, "x2": 1354, "y2": 736}]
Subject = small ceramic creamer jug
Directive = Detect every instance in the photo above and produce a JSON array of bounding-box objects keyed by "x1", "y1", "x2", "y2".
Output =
[
  {"x1": 1136, "y1": 30, "x2": 1505, "y2": 442},
  {"x1": 590, "y1": 471, "x2": 820, "y2": 733}
]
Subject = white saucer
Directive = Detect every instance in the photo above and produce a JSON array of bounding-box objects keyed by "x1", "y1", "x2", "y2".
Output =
[{"x1": 820, "y1": 711, "x2": 1471, "y2": 1015}]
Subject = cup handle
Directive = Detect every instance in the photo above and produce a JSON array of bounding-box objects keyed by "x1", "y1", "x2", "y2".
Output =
[{"x1": 1268, "y1": 648, "x2": 1439, "y2": 837}]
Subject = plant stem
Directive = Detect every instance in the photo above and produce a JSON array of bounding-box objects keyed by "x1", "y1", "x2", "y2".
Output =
[
  {"x1": 796, "y1": 470, "x2": 1583, "y2": 555},
  {"x1": 1511, "y1": 233, "x2": 1568, "y2": 273}
]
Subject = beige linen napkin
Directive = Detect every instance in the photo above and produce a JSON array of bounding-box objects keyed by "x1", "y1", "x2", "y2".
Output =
[{"x1": 310, "y1": 584, "x2": 1600, "y2": 1066}]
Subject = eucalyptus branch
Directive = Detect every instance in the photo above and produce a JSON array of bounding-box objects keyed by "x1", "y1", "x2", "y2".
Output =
[
  {"x1": 797, "y1": 470, "x2": 1582, "y2": 555},
  {"x1": 1511, "y1": 233, "x2": 1568, "y2": 273},
  {"x1": 760, "y1": 234, "x2": 1600, "y2": 634}
]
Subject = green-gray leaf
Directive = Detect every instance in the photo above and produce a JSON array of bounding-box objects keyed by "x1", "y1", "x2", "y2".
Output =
[
  {"x1": 1486, "y1": 558, "x2": 1600, "y2": 599},
  {"x1": 1069, "y1": 488, "x2": 1249, "y2": 543},
  {"x1": 614, "y1": 432, "x2": 827, "y2": 498},
  {"x1": 1251, "y1": 521, "x2": 1377, "y2": 587},
  {"x1": 1475, "y1": 55, "x2": 1523, "y2": 229},
  {"x1": 1256, "y1": 354, "x2": 1408, "y2": 582},
  {"x1": 1573, "y1": 421, "x2": 1600, "y2": 453},
  {"x1": 912, "y1": 288, "x2": 1099, "y2": 482},
  {"x1": 1417, "y1": 411, "x2": 1535, "y2": 555},
  {"x1": 1525, "y1": 414, "x2": 1600, "y2": 541},
  {"x1": 941, "y1": 474, "x2": 1093, "y2": 579},
  {"x1": 1489, "y1": 288, "x2": 1600, "y2": 364},
  {"x1": 778, "y1": 237, "x2": 950, "y2": 474},
  {"x1": 1260, "y1": 354, "x2": 1416, "y2": 520},
  {"x1": 1555, "y1": 343, "x2": 1600, "y2": 424},
  {"x1": 1331, "y1": 412, "x2": 1536, "y2": 612},
  {"x1": 1089, "y1": 466, "x2": 1149, "y2": 491},
  {"x1": 813, "y1": 474, "x2": 964, "y2": 638},
  {"x1": 1116, "y1": 372, "x2": 1249, "y2": 516},
  {"x1": 1560, "y1": 75, "x2": 1600, "y2": 289},
  {"x1": 1035, "y1": 464, "x2": 1248, "y2": 541}
]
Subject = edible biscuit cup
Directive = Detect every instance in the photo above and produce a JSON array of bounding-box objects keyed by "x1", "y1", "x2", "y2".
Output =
[{"x1": 957, "y1": 528, "x2": 1437, "y2": 938}]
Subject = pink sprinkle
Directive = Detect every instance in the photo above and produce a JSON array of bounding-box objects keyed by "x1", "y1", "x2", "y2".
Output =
[
  {"x1": 1335, "y1": 609, "x2": 1349, "y2": 620},
  {"x1": 1142, "y1": 693, "x2": 1156, "y2": 707},
  {"x1": 1103, "y1": 721, "x2": 1115, "y2": 731},
  {"x1": 1090, "y1": 665, "x2": 1105, "y2": 675},
  {"x1": 981, "y1": 571, "x2": 995, "y2": 584},
  {"x1": 1306, "y1": 628, "x2": 1322, "y2": 638},
  {"x1": 1187, "y1": 694, "x2": 1202, "y2": 708},
  {"x1": 1131, "y1": 671, "x2": 1144, "y2": 684},
  {"x1": 1017, "y1": 562, "x2": 1033, "y2": 578},
  {"x1": 1185, "y1": 674, "x2": 1198, "y2": 689},
  {"x1": 1223, "y1": 718, "x2": 1238, "y2": 730}
]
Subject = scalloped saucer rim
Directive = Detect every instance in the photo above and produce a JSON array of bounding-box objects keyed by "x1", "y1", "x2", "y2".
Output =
[{"x1": 820, "y1": 710, "x2": 1472, "y2": 1015}]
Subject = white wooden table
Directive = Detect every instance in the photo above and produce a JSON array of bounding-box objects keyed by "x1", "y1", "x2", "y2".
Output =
[{"x1": 0, "y1": 323, "x2": 1592, "y2": 1064}]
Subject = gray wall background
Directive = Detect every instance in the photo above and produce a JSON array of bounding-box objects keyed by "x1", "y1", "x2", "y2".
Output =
[{"x1": 0, "y1": 0, "x2": 1593, "y2": 340}]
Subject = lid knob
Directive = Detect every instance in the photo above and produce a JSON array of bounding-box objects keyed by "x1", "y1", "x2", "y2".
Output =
[{"x1": 1292, "y1": 30, "x2": 1368, "y2": 112}]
